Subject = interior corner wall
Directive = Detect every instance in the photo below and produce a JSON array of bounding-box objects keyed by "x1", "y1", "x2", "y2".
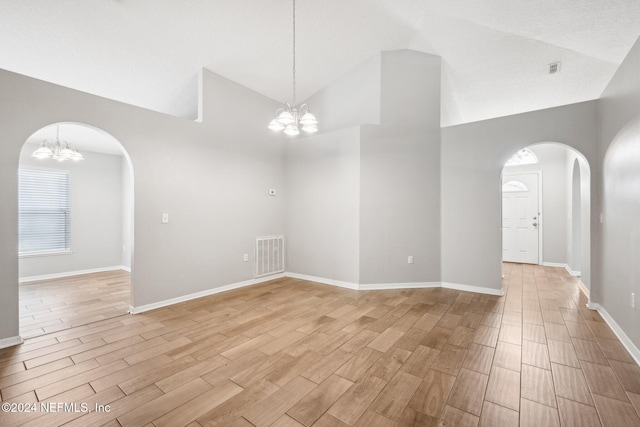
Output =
[
  {"x1": 284, "y1": 127, "x2": 361, "y2": 284},
  {"x1": 596, "y1": 35, "x2": 640, "y2": 350},
  {"x1": 0, "y1": 68, "x2": 285, "y2": 340},
  {"x1": 18, "y1": 146, "x2": 124, "y2": 277},
  {"x1": 358, "y1": 50, "x2": 442, "y2": 285},
  {"x1": 441, "y1": 101, "x2": 599, "y2": 291}
]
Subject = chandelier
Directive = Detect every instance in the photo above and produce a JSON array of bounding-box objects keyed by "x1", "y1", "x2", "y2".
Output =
[
  {"x1": 268, "y1": 0, "x2": 318, "y2": 136},
  {"x1": 32, "y1": 125, "x2": 84, "y2": 161}
]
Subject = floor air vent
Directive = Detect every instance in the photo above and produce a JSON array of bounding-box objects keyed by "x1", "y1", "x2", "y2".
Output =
[{"x1": 256, "y1": 235, "x2": 285, "y2": 278}]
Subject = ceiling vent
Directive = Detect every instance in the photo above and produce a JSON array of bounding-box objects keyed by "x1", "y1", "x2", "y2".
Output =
[{"x1": 548, "y1": 62, "x2": 561, "y2": 74}]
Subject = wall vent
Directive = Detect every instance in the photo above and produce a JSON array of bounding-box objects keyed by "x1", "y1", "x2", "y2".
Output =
[
  {"x1": 548, "y1": 62, "x2": 561, "y2": 74},
  {"x1": 255, "y1": 235, "x2": 285, "y2": 278}
]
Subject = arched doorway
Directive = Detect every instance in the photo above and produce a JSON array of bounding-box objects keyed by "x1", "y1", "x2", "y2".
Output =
[
  {"x1": 18, "y1": 122, "x2": 134, "y2": 338},
  {"x1": 500, "y1": 142, "x2": 591, "y2": 297}
]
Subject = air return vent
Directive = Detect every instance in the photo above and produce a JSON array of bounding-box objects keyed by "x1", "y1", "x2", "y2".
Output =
[
  {"x1": 548, "y1": 62, "x2": 561, "y2": 74},
  {"x1": 255, "y1": 235, "x2": 285, "y2": 277}
]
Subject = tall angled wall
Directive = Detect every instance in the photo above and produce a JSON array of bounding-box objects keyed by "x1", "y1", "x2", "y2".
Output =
[{"x1": 285, "y1": 50, "x2": 442, "y2": 286}]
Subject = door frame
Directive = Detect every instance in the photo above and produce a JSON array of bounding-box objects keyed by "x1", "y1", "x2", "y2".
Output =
[{"x1": 501, "y1": 170, "x2": 543, "y2": 265}]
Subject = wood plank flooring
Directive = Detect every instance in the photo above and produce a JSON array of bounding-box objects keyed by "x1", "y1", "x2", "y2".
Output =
[
  {"x1": 19, "y1": 270, "x2": 131, "y2": 338},
  {"x1": 1, "y1": 263, "x2": 639, "y2": 426}
]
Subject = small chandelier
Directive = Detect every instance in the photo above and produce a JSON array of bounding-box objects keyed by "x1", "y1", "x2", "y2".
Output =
[
  {"x1": 32, "y1": 125, "x2": 84, "y2": 161},
  {"x1": 268, "y1": 0, "x2": 318, "y2": 136}
]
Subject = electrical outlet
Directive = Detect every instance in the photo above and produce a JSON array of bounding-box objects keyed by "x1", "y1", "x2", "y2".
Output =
[
  {"x1": 243, "y1": 254, "x2": 249, "y2": 262},
  {"x1": 408, "y1": 255, "x2": 414, "y2": 264},
  {"x1": 632, "y1": 292, "x2": 636, "y2": 309},
  {"x1": 161, "y1": 213, "x2": 169, "y2": 224}
]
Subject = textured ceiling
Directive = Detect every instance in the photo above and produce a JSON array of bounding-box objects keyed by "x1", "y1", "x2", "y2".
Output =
[{"x1": 1, "y1": 0, "x2": 639, "y2": 127}]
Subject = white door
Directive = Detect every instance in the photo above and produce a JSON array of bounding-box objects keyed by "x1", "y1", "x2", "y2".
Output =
[{"x1": 502, "y1": 173, "x2": 540, "y2": 264}]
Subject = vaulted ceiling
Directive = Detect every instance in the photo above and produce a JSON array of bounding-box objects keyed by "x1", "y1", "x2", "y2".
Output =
[{"x1": 2, "y1": 0, "x2": 639, "y2": 127}]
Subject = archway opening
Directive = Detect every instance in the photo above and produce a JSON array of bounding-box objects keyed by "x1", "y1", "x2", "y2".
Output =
[
  {"x1": 18, "y1": 122, "x2": 134, "y2": 338},
  {"x1": 500, "y1": 142, "x2": 591, "y2": 299}
]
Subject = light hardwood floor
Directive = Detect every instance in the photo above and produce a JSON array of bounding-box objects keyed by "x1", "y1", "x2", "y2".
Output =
[
  {"x1": 1, "y1": 263, "x2": 639, "y2": 426},
  {"x1": 19, "y1": 270, "x2": 131, "y2": 339}
]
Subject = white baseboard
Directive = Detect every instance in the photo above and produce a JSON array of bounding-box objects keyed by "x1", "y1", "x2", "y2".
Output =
[
  {"x1": 129, "y1": 272, "x2": 505, "y2": 316},
  {"x1": 585, "y1": 302, "x2": 640, "y2": 366},
  {"x1": 542, "y1": 262, "x2": 581, "y2": 277},
  {"x1": 19, "y1": 265, "x2": 130, "y2": 283},
  {"x1": 284, "y1": 273, "x2": 503, "y2": 296},
  {"x1": 577, "y1": 281, "x2": 590, "y2": 299},
  {"x1": 441, "y1": 282, "x2": 505, "y2": 296},
  {"x1": 129, "y1": 273, "x2": 286, "y2": 314},
  {"x1": 359, "y1": 282, "x2": 441, "y2": 291},
  {"x1": 542, "y1": 262, "x2": 566, "y2": 268},
  {"x1": 284, "y1": 272, "x2": 359, "y2": 290},
  {"x1": 0, "y1": 335, "x2": 23, "y2": 350}
]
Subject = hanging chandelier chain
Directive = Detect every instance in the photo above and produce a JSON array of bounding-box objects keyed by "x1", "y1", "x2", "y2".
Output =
[
  {"x1": 267, "y1": 0, "x2": 317, "y2": 136},
  {"x1": 292, "y1": 0, "x2": 296, "y2": 107}
]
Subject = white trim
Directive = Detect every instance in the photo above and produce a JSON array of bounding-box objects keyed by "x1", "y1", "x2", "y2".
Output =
[
  {"x1": 284, "y1": 272, "x2": 358, "y2": 290},
  {"x1": 567, "y1": 268, "x2": 581, "y2": 277},
  {"x1": 586, "y1": 301, "x2": 598, "y2": 310},
  {"x1": 542, "y1": 262, "x2": 581, "y2": 277},
  {"x1": 129, "y1": 273, "x2": 286, "y2": 314},
  {"x1": 0, "y1": 335, "x2": 23, "y2": 349},
  {"x1": 577, "y1": 281, "x2": 590, "y2": 299},
  {"x1": 542, "y1": 262, "x2": 567, "y2": 268},
  {"x1": 441, "y1": 282, "x2": 505, "y2": 296},
  {"x1": 128, "y1": 272, "x2": 506, "y2": 317},
  {"x1": 120, "y1": 266, "x2": 132, "y2": 273},
  {"x1": 285, "y1": 273, "x2": 504, "y2": 296},
  {"x1": 19, "y1": 250, "x2": 73, "y2": 259},
  {"x1": 19, "y1": 265, "x2": 130, "y2": 283},
  {"x1": 585, "y1": 302, "x2": 640, "y2": 366},
  {"x1": 358, "y1": 282, "x2": 441, "y2": 291}
]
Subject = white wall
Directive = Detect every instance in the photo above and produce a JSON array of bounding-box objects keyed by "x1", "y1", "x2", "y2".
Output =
[
  {"x1": 121, "y1": 155, "x2": 133, "y2": 270},
  {"x1": 285, "y1": 127, "x2": 360, "y2": 283},
  {"x1": 359, "y1": 51, "x2": 441, "y2": 284},
  {"x1": 18, "y1": 146, "x2": 124, "y2": 278},
  {"x1": 441, "y1": 101, "x2": 599, "y2": 291},
  {"x1": 0, "y1": 68, "x2": 285, "y2": 341},
  {"x1": 597, "y1": 35, "x2": 640, "y2": 349},
  {"x1": 303, "y1": 55, "x2": 381, "y2": 133},
  {"x1": 284, "y1": 50, "x2": 442, "y2": 286},
  {"x1": 565, "y1": 152, "x2": 590, "y2": 285}
]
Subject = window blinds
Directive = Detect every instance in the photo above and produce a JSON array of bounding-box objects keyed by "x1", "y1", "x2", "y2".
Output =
[{"x1": 18, "y1": 168, "x2": 71, "y2": 255}]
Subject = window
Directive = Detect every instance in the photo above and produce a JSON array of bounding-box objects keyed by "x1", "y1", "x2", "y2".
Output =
[
  {"x1": 19, "y1": 168, "x2": 71, "y2": 255},
  {"x1": 505, "y1": 148, "x2": 538, "y2": 166},
  {"x1": 502, "y1": 180, "x2": 528, "y2": 192}
]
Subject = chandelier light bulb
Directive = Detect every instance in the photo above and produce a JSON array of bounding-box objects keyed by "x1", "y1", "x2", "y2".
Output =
[{"x1": 31, "y1": 125, "x2": 84, "y2": 161}]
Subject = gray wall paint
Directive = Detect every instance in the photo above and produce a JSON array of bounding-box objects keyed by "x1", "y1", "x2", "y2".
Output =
[
  {"x1": 121, "y1": 155, "x2": 133, "y2": 270},
  {"x1": 18, "y1": 146, "x2": 124, "y2": 277},
  {"x1": 569, "y1": 158, "x2": 582, "y2": 273},
  {"x1": 284, "y1": 50, "x2": 442, "y2": 285},
  {"x1": 303, "y1": 55, "x2": 381, "y2": 133},
  {"x1": 359, "y1": 50, "x2": 441, "y2": 284},
  {"x1": 441, "y1": 101, "x2": 599, "y2": 290},
  {"x1": 285, "y1": 127, "x2": 360, "y2": 283},
  {"x1": 0, "y1": 68, "x2": 285, "y2": 340},
  {"x1": 597, "y1": 36, "x2": 640, "y2": 349}
]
